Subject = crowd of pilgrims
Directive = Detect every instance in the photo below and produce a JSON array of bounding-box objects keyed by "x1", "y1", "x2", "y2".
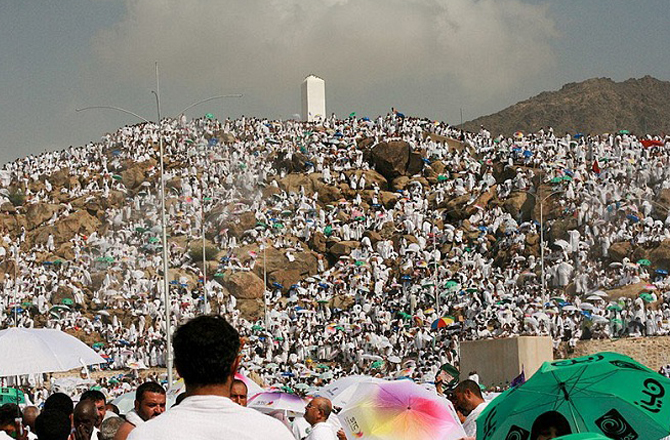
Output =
[{"x1": 1, "y1": 111, "x2": 670, "y2": 392}]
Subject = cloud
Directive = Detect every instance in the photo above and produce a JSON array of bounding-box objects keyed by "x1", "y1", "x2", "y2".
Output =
[{"x1": 91, "y1": 0, "x2": 558, "y2": 116}]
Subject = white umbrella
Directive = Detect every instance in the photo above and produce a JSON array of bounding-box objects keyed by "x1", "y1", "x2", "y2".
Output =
[
  {"x1": 0, "y1": 328, "x2": 106, "y2": 376},
  {"x1": 319, "y1": 375, "x2": 387, "y2": 408},
  {"x1": 590, "y1": 290, "x2": 609, "y2": 297},
  {"x1": 248, "y1": 392, "x2": 306, "y2": 416}
]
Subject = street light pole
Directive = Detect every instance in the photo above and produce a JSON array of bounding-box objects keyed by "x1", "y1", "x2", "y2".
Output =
[
  {"x1": 77, "y1": 62, "x2": 242, "y2": 387},
  {"x1": 511, "y1": 189, "x2": 564, "y2": 303}
]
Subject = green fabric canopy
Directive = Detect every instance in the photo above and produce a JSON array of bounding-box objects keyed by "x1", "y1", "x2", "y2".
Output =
[{"x1": 477, "y1": 352, "x2": 670, "y2": 440}]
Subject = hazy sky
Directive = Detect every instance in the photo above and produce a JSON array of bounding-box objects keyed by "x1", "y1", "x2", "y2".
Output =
[{"x1": 1, "y1": 0, "x2": 668, "y2": 165}]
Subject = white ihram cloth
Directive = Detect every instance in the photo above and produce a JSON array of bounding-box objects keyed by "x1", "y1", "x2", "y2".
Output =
[
  {"x1": 463, "y1": 401, "x2": 489, "y2": 437},
  {"x1": 127, "y1": 395, "x2": 295, "y2": 440},
  {"x1": 306, "y1": 422, "x2": 338, "y2": 440}
]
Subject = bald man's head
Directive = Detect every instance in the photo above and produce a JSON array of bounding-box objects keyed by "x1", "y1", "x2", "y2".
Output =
[
  {"x1": 304, "y1": 397, "x2": 332, "y2": 426},
  {"x1": 73, "y1": 400, "x2": 98, "y2": 438},
  {"x1": 22, "y1": 406, "x2": 40, "y2": 431}
]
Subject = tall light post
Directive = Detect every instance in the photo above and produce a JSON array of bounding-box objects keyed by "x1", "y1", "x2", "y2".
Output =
[
  {"x1": 510, "y1": 189, "x2": 564, "y2": 302},
  {"x1": 76, "y1": 63, "x2": 241, "y2": 386}
]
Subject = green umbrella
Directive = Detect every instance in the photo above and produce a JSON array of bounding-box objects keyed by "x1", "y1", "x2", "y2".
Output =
[
  {"x1": 477, "y1": 352, "x2": 670, "y2": 440},
  {"x1": 437, "y1": 175, "x2": 448, "y2": 182},
  {"x1": 61, "y1": 298, "x2": 74, "y2": 306},
  {"x1": 445, "y1": 280, "x2": 459, "y2": 289},
  {"x1": 370, "y1": 360, "x2": 384, "y2": 369},
  {"x1": 639, "y1": 293, "x2": 655, "y2": 303},
  {"x1": 348, "y1": 112, "x2": 356, "y2": 118},
  {"x1": 205, "y1": 113, "x2": 215, "y2": 119},
  {"x1": 619, "y1": 129, "x2": 630, "y2": 134},
  {"x1": 251, "y1": 325, "x2": 264, "y2": 331},
  {"x1": 550, "y1": 176, "x2": 563, "y2": 184},
  {"x1": 555, "y1": 434, "x2": 611, "y2": 440},
  {"x1": 324, "y1": 225, "x2": 333, "y2": 236},
  {"x1": 214, "y1": 273, "x2": 224, "y2": 278},
  {"x1": 355, "y1": 260, "x2": 365, "y2": 267},
  {"x1": 606, "y1": 304, "x2": 622, "y2": 311},
  {"x1": 135, "y1": 227, "x2": 148, "y2": 233},
  {"x1": 0, "y1": 388, "x2": 25, "y2": 405},
  {"x1": 112, "y1": 174, "x2": 123, "y2": 181},
  {"x1": 637, "y1": 259, "x2": 651, "y2": 266},
  {"x1": 148, "y1": 237, "x2": 160, "y2": 243}
]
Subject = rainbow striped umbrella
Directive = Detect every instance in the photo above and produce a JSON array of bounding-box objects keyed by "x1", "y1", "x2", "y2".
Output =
[
  {"x1": 338, "y1": 380, "x2": 465, "y2": 440},
  {"x1": 430, "y1": 317, "x2": 455, "y2": 329}
]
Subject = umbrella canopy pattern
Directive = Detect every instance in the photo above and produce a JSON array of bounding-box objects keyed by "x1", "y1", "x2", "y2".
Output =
[
  {"x1": 477, "y1": 352, "x2": 670, "y2": 440},
  {"x1": 0, "y1": 328, "x2": 106, "y2": 376},
  {"x1": 319, "y1": 375, "x2": 387, "y2": 408},
  {"x1": 431, "y1": 317, "x2": 455, "y2": 329},
  {"x1": 555, "y1": 434, "x2": 611, "y2": 440},
  {"x1": 248, "y1": 392, "x2": 306, "y2": 416},
  {"x1": 338, "y1": 380, "x2": 465, "y2": 440}
]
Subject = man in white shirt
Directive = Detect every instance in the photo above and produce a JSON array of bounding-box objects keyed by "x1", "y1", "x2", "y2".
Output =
[
  {"x1": 452, "y1": 380, "x2": 489, "y2": 440},
  {"x1": 304, "y1": 398, "x2": 337, "y2": 440},
  {"x1": 128, "y1": 315, "x2": 294, "y2": 440}
]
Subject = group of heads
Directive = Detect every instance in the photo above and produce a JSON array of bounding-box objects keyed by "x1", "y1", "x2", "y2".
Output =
[{"x1": 0, "y1": 315, "x2": 254, "y2": 440}]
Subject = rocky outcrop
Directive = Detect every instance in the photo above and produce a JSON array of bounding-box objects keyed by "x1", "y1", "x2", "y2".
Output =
[
  {"x1": 369, "y1": 141, "x2": 424, "y2": 181},
  {"x1": 224, "y1": 271, "x2": 265, "y2": 299}
]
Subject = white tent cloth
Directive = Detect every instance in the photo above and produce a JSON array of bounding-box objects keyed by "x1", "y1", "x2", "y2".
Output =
[{"x1": 0, "y1": 328, "x2": 106, "y2": 377}]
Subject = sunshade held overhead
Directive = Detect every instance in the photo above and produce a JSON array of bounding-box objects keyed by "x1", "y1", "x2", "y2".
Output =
[
  {"x1": 0, "y1": 327, "x2": 106, "y2": 377},
  {"x1": 477, "y1": 352, "x2": 670, "y2": 440}
]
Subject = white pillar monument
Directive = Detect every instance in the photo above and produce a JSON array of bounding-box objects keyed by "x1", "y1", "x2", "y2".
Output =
[{"x1": 301, "y1": 75, "x2": 326, "y2": 122}]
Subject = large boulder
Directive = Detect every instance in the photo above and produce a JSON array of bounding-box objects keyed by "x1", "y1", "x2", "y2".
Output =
[
  {"x1": 272, "y1": 151, "x2": 309, "y2": 174},
  {"x1": 27, "y1": 210, "x2": 101, "y2": 249},
  {"x1": 328, "y1": 241, "x2": 360, "y2": 259},
  {"x1": 0, "y1": 213, "x2": 26, "y2": 235},
  {"x1": 224, "y1": 272, "x2": 265, "y2": 299},
  {"x1": 343, "y1": 170, "x2": 388, "y2": 191},
  {"x1": 243, "y1": 244, "x2": 320, "y2": 286},
  {"x1": 649, "y1": 240, "x2": 670, "y2": 271},
  {"x1": 369, "y1": 141, "x2": 424, "y2": 181},
  {"x1": 48, "y1": 167, "x2": 72, "y2": 188},
  {"x1": 226, "y1": 211, "x2": 257, "y2": 238},
  {"x1": 268, "y1": 269, "x2": 302, "y2": 291},
  {"x1": 609, "y1": 242, "x2": 633, "y2": 262},
  {"x1": 656, "y1": 189, "x2": 670, "y2": 219},
  {"x1": 121, "y1": 159, "x2": 157, "y2": 190},
  {"x1": 503, "y1": 192, "x2": 532, "y2": 220},
  {"x1": 25, "y1": 203, "x2": 60, "y2": 229},
  {"x1": 278, "y1": 173, "x2": 342, "y2": 205}
]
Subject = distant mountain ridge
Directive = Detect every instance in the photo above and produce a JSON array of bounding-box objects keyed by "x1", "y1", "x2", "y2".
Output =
[{"x1": 464, "y1": 76, "x2": 670, "y2": 137}]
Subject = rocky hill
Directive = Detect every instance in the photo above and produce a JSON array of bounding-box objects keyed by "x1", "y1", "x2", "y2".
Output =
[{"x1": 464, "y1": 76, "x2": 670, "y2": 136}]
